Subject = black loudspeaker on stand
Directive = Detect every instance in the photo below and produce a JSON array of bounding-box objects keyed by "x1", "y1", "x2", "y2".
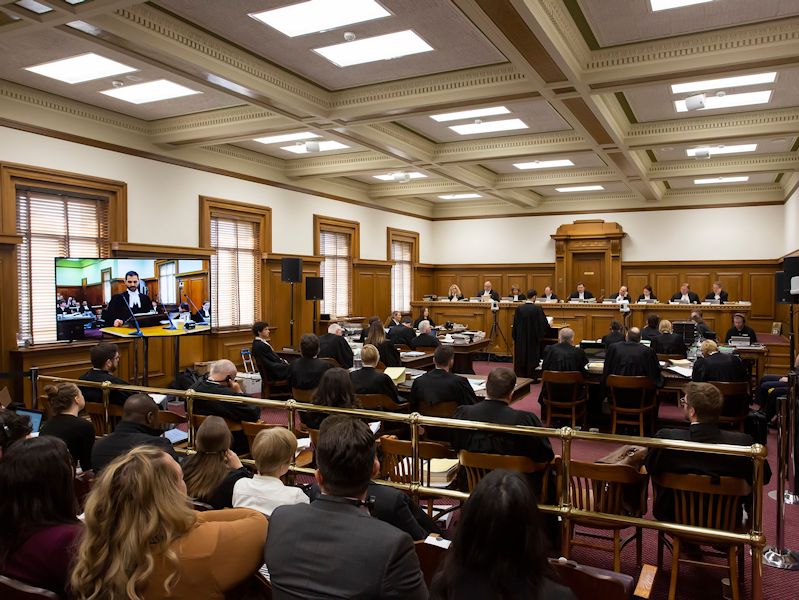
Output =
[
  {"x1": 281, "y1": 258, "x2": 303, "y2": 348},
  {"x1": 306, "y1": 277, "x2": 324, "y2": 336}
]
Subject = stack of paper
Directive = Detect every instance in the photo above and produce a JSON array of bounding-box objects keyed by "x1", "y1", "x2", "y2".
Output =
[
  {"x1": 669, "y1": 359, "x2": 691, "y2": 367},
  {"x1": 467, "y1": 378, "x2": 486, "y2": 391},
  {"x1": 384, "y1": 367, "x2": 407, "y2": 384},
  {"x1": 426, "y1": 458, "x2": 460, "y2": 487}
]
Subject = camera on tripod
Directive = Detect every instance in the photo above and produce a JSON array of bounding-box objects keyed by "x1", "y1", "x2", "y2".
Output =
[{"x1": 491, "y1": 300, "x2": 500, "y2": 312}]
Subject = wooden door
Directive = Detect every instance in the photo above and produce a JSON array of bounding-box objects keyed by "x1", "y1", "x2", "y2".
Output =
[
  {"x1": 182, "y1": 276, "x2": 207, "y2": 306},
  {"x1": 571, "y1": 253, "x2": 604, "y2": 297}
]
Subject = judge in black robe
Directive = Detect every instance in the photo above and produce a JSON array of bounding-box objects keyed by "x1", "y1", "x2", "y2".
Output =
[{"x1": 511, "y1": 292, "x2": 549, "y2": 379}]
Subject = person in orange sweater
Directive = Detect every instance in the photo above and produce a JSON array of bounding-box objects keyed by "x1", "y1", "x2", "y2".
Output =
[{"x1": 71, "y1": 445, "x2": 267, "y2": 600}]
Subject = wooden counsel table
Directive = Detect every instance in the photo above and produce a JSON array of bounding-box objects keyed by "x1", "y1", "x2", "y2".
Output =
[{"x1": 397, "y1": 373, "x2": 533, "y2": 403}]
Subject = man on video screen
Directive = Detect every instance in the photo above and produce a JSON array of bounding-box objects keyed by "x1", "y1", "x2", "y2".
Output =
[{"x1": 104, "y1": 271, "x2": 154, "y2": 327}]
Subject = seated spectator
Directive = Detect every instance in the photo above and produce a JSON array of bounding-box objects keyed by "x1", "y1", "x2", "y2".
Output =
[
  {"x1": 358, "y1": 315, "x2": 382, "y2": 343},
  {"x1": 388, "y1": 316, "x2": 415, "y2": 347},
  {"x1": 318, "y1": 322, "x2": 354, "y2": 369},
  {"x1": 641, "y1": 313, "x2": 660, "y2": 342},
  {"x1": 191, "y1": 359, "x2": 260, "y2": 454},
  {"x1": 0, "y1": 437, "x2": 82, "y2": 597},
  {"x1": 301, "y1": 367, "x2": 360, "y2": 430},
  {"x1": 756, "y1": 354, "x2": 799, "y2": 422},
  {"x1": 645, "y1": 382, "x2": 771, "y2": 521},
  {"x1": 350, "y1": 344, "x2": 402, "y2": 403},
  {"x1": 652, "y1": 319, "x2": 687, "y2": 357},
  {"x1": 265, "y1": 416, "x2": 427, "y2": 599},
  {"x1": 539, "y1": 327, "x2": 588, "y2": 415},
  {"x1": 91, "y1": 393, "x2": 177, "y2": 472},
  {"x1": 0, "y1": 409, "x2": 32, "y2": 458},
  {"x1": 413, "y1": 306, "x2": 436, "y2": 329},
  {"x1": 366, "y1": 320, "x2": 402, "y2": 367},
  {"x1": 691, "y1": 309, "x2": 716, "y2": 340},
  {"x1": 289, "y1": 333, "x2": 334, "y2": 390},
  {"x1": 601, "y1": 320, "x2": 625, "y2": 348},
  {"x1": 39, "y1": 382, "x2": 94, "y2": 471},
  {"x1": 724, "y1": 312, "x2": 758, "y2": 345},
  {"x1": 385, "y1": 311, "x2": 403, "y2": 329},
  {"x1": 430, "y1": 470, "x2": 575, "y2": 600},
  {"x1": 182, "y1": 416, "x2": 252, "y2": 510},
  {"x1": 251, "y1": 320, "x2": 290, "y2": 381},
  {"x1": 692, "y1": 340, "x2": 747, "y2": 383},
  {"x1": 410, "y1": 320, "x2": 441, "y2": 350},
  {"x1": 409, "y1": 346, "x2": 478, "y2": 412},
  {"x1": 233, "y1": 427, "x2": 309, "y2": 517},
  {"x1": 78, "y1": 341, "x2": 132, "y2": 406},
  {"x1": 71, "y1": 445, "x2": 266, "y2": 599}
]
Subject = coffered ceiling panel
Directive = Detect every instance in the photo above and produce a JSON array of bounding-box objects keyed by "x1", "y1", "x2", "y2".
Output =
[
  {"x1": 530, "y1": 181, "x2": 631, "y2": 197},
  {"x1": 480, "y1": 151, "x2": 606, "y2": 174},
  {"x1": 651, "y1": 136, "x2": 796, "y2": 162},
  {"x1": 666, "y1": 172, "x2": 777, "y2": 189},
  {"x1": 233, "y1": 138, "x2": 367, "y2": 159}
]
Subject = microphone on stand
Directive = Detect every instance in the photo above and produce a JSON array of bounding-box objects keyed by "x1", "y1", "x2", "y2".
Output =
[
  {"x1": 160, "y1": 302, "x2": 177, "y2": 330},
  {"x1": 183, "y1": 293, "x2": 208, "y2": 325},
  {"x1": 124, "y1": 300, "x2": 143, "y2": 337}
]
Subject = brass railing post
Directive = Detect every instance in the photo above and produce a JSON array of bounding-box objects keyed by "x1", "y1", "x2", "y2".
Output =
[
  {"x1": 751, "y1": 444, "x2": 766, "y2": 600},
  {"x1": 287, "y1": 399, "x2": 297, "y2": 486},
  {"x1": 186, "y1": 389, "x2": 195, "y2": 449},
  {"x1": 101, "y1": 381, "x2": 111, "y2": 432},
  {"x1": 410, "y1": 411, "x2": 421, "y2": 504},
  {"x1": 29, "y1": 366, "x2": 39, "y2": 410},
  {"x1": 559, "y1": 426, "x2": 573, "y2": 557}
]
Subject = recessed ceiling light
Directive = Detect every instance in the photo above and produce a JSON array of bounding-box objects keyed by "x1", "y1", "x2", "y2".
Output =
[
  {"x1": 253, "y1": 132, "x2": 321, "y2": 145},
  {"x1": 281, "y1": 141, "x2": 350, "y2": 154},
  {"x1": 15, "y1": 0, "x2": 52, "y2": 14},
  {"x1": 249, "y1": 0, "x2": 390, "y2": 38},
  {"x1": 438, "y1": 193, "x2": 482, "y2": 200},
  {"x1": 25, "y1": 52, "x2": 136, "y2": 84},
  {"x1": 555, "y1": 185, "x2": 605, "y2": 193},
  {"x1": 513, "y1": 159, "x2": 575, "y2": 170},
  {"x1": 373, "y1": 172, "x2": 427, "y2": 181},
  {"x1": 430, "y1": 106, "x2": 510, "y2": 123},
  {"x1": 686, "y1": 144, "x2": 757, "y2": 157},
  {"x1": 449, "y1": 118, "x2": 528, "y2": 135},
  {"x1": 671, "y1": 72, "x2": 776, "y2": 95},
  {"x1": 650, "y1": 0, "x2": 713, "y2": 11},
  {"x1": 694, "y1": 176, "x2": 749, "y2": 185},
  {"x1": 100, "y1": 79, "x2": 201, "y2": 104},
  {"x1": 674, "y1": 90, "x2": 771, "y2": 112},
  {"x1": 314, "y1": 30, "x2": 433, "y2": 67}
]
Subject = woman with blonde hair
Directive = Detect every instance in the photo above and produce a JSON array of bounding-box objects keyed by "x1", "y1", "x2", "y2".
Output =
[
  {"x1": 181, "y1": 416, "x2": 253, "y2": 509},
  {"x1": 71, "y1": 445, "x2": 266, "y2": 600},
  {"x1": 652, "y1": 319, "x2": 687, "y2": 357},
  {"x1": 39, "y1": 381, "x2": 94, "y2": 471},
  {"x1": 448, "y1": 283, "x2": 464, "y2": 301}
]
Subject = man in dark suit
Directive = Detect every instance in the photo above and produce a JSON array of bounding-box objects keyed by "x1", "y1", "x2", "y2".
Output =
[
  {"x1": 289, "y1": 333, "x2": 334, "y2": 390},
  {"x1": 410, "y1": 320, "x2": 440, "y2": 349},
  {"x1": 453, "y1": 368, "x2": 554, "y2": 464},
  {"x1": 641, "y1": 313, "x2": 660, "y2": 342},
  {"x1": 350, "y1": 344, "x2": 402, "y2": 403},
  {"x1": 79, "y1": 342, "x2": 133, "y2": 406},
  {"x1": 265, "y1": 416, "x2": 427, "y2": 599},
  {"x1": 724, "y1": 313, "x2": 758, "y2": 345},
  {"x1": 478, "y1": 280, "x2": 500, "y2": 302},
  {"x1": 670, "y1": 282, "x2": 700, "y2": 304},
  {"x1": 409, "y1": 345, "x2": 477, "y2": 411},
  {"x1": 91, "y1": 394, "x2": 178, "y2": 472},
  {"x1": 705, "y1": 281, "x2": 729, "y2": 304},
  {"x1": 539, "y1": 327, "x2": 588, "y2": 415},
  {"x1": 388, "y1": 317, "x2": 415, "y2": 347},
  {"x1": 191, "y1": 359, "x2": 260, "y2": 454},
  {"x1": 103, "y1": 270, "x2": 154, "y2": 327},
  {"x1": 318, "y1": 323, "x2": 354, "y2": 368},
  {"x1": 511, "y1": 290, "x2": 549, "y2": 379},
  {"x1": 568, "y1": 282, "x2": 594, "y2": 300},
  {"x1": 601, "y1": 327, "x2": 663, "y2": 388},
  {"x1": 646, "y1": 382, "x2": 771, "y2": 521},
  {"x1": 251, "y1": 321, "x2": 290, "y2": 381},
  {"x1": 692, "y1": 340, "x2": 747, "y2": 382}
]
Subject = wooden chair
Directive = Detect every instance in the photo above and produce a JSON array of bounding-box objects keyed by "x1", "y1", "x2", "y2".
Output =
[
  {"x1": 562, "y1": 460, "x2": 649, "y2": 572},
  {"x1": 356, "y1": 393, "x2": 410, "y2": 413},
  {"x1": 548, "y1": 558, "x2": 635, "y2": 600},
  {"x1": 0, "y1": 575, "x2": 60, "y2": 600},
  {"x1": 307, "y1": 427, "x2": 320, "y2": 449},
  {"x1": 319, "y1": 357, "x2": 341, "y2": 368},
  {"x1": 417, "y1": 400, "x2": 459, "y2": 418},
  {"x1": 541, "y1": 370, "x2": 587, "y2": 427},
  {"x1": 291, "y1": 387, "x2": 315, "y2": 403},
  {"x1": 458, "y1": 449, "x2": 553, "y2": 502},
  {"x1": 257, "y1": 364, "x2": 291, "y2": 400},
  {"x1": 241, "y1": 421, "x2": 314, "y2": 468},
  {"x1": 709, "y1": 381, "x2": 751, "y2": 432},
  {"x1": 653, "y1": 473, "x2": 751, "y2": 600},
  {"x1": 414, "y1": 540, "x2": 447, "y2": 588},
  {"x1": 84, "y1": 402, "x2": 123, "y2": 435},
  {"x1": 605, "y1": 375, "x2": 657, "y2": 436},
  {"x1": 190, "y1": 414, "x2": 243, "y2": 436},
  {"x1": 158, "y1": 410, "x2": 187, "y2": 426}
]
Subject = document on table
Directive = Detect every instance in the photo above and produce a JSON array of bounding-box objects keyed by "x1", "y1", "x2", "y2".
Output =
[
  {"x1": 667, "y1": 365, "x2": 693, "y2": 378},
  {"x1": 467, "y1": 378, "x2": 486, "y2": 391}
]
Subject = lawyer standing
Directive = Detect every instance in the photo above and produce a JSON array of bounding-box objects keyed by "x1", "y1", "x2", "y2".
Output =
[{"x1": 512, "y1": 290, "x2": 549, "y2": 380}]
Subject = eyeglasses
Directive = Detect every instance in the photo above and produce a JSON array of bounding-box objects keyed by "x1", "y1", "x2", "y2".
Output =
[{"x1": 679, "y1": 396, "x2": 688, "y2": 407}]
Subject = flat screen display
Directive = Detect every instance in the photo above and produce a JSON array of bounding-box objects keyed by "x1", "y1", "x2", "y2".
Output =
[{"x1": 54, "y1": 258, "x2": 211, "y2": 341}]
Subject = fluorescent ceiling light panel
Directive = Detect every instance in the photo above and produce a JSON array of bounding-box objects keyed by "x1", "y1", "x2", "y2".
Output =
[
  {"x1": 101, "y1": 79, "x2": 200, "y2": 104},
  {"x1": 438, "y1": 193, "x2": 482, "y2": 200},
  {"x1": 449, "y1": 118, "x2": 528, "y2": 135},
  {"x1": 373, "y1": 172, "x2": 427, "y2": 181},
  {"x1": 15, "y1": 0, "x2": 52, "y2": 14},
  {"x1": 671, "y1": 72, "x2": 776, "y2": 94},
  {"x1": 694, "y1": 176, "x2": 749, "y2": 185},
  {"x1": 281, "y1": 141, "x2": 350, "y2": 154},
  {"x1": 686, "y1": 144, "x2": 757, "y2": 157},
  {"x1": 314, "y1": 30, "x2": 433, "y2": 67},
  {"x1": 254, "y1": 132, "x2": 320, "y2": 145},
  {"x1": 555, "y1": 185, "x2": 605, "y2": 193},
  {"x1": 674, "y1": 90, "x2": 772, "y2": 112},
  {"x1": 650, "y1": 0, "x2": 713, "y2": 11},
  {"x1": 514, "y1": 159, "x2": 575, "y2": 170},
  {"x1": 25, "y1": 52, "x2": 136, "y2": 84},
  {"x1": 249, "y1": 0, "x2": 390, "y2": 38},
  {"x1": 430, "y1": 106, "x2": 510, "y2": 123}
]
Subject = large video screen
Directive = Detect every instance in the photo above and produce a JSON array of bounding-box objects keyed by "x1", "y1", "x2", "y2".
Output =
[{"x1": 54, "y1": 258, "x2": 211, "y2": 341}]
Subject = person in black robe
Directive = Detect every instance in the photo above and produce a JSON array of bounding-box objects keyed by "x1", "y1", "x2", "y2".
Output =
[
  {"x1": 601, "y1": 328, "x2": 663, "y2": 388},
  {"x1": 318, "y1": 323, "x2": 354, "y2": 368},
  {"x1": 538, "y1": 328, "x2": 588, "y2": 415},
  {"x1": 511, "y1": 290, "x2": 549, "y2": 380},
  {"x1": 691, "y1": 340, "x2": 747, "y2": 383},
  {"x1": 103, "y1": 271, "x2": 154, "y2": 327},
  {"x1": 388, "y1": 318, "x2": 415, "y2": 347},
  {"x1": 251, "y1": 321, "x2": 290, "y2": 381},
  {"x1": 705, "y1": 282, "x2": 729, "y2": 304},
  {"x1": 637, "y1": 285, "x2": 657, "y2": 301},
  {"x1": 670, "y1": 283, "x2": 700, "y2": 304},
  {"x1": 601, "y1": 321, "x2": 625, "y2": 348},
  {"x1": 651, "y1": 319, "x2": 686, "y2": 357},
  {"x1": 641, "y1": 313, "x2": 660, "y2": 342}
]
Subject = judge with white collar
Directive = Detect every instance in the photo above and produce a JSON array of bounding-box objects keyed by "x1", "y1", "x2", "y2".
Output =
[{"x1": 104, "y1": 270, "x2": 154, "y2": 327}]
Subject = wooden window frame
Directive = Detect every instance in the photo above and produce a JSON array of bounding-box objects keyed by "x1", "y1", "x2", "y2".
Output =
[
  {"x1": 315, "y1": 215, "x2": 359, "y2": 317},
  {"x1": 387, "y1": 228, "x2": 419, "y2": 312}
]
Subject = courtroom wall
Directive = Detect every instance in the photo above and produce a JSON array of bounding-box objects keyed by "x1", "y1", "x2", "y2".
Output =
[{"x1": 784, "y1": 186, "x2": 799, "y2": 256}]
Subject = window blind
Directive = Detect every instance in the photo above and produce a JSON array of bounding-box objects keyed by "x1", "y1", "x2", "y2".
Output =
[
  {"x1": 391, "y1": 240, "x2": 412, "y2": 312},
  {"x1": 17, "y1": 189, "x2": 109, "y2": 344},
  {"x1": 210, "y1": 216, "x2": 259, "y2": 328},
  {"x1": 158, "y1": 261, "x2": 177, "y2": 305},
  {"x1": 319, "y1": 230, "x2": 351, "y2": 317}
]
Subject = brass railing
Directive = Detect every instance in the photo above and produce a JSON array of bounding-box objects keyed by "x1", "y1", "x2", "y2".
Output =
[{"x1": 34, "y1": 373, "x2": 768, "y2": 599}]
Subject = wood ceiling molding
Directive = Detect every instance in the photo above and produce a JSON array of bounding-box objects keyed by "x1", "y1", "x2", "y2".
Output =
[
  {"x1": 150, "y1": 107, "x2": 293, "y2": 146},
  {"x1": 433, "y1": 132, "x2": 585, "y2": 164},
  {"x1": 284, "y1": 152, "x2": 403, "y2": 179},
  {"x1": 648, "y1": 154, "x2": 799, "y2": 179},
  {"x1": 560, "y1": 98, "x2": 615, "y2": 146}
]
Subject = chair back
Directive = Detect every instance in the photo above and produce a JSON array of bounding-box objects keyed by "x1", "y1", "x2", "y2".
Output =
[
  {"x1": 356, "y1": 393, "x2": 409, "y2": 412},
  {"x1": 414, "y1": 541, "x2": 447, "y2": 588},
  {"x1": 157, "y1": 410, "x2": 187, "y2": 426},
  {"x1": 307, "y1": 427, "x2": 320, "y2": 448},
  {"x1": 292, "y1": 387, "x2": 316, "y2": 403},
  {"x1": 319, "y1": 357, "x2": 340, "y2": 367},
  {"x1": 189, "y1": 413, "x2": 243, "y2": 434},
  {"x1": 241, "y1": 420, "x2": 284, "y2": 453},
  {"x1": 657, "y1": 354, "x2": 686, "y2": 362},
  {"x1": 378, "y1": 435, "x2": 454, "y2": 486},
  {"x1": 605, "y1": 375, "x2": 657, "y2": 435},
  {"x1": 541, "y1": 370, "x2": 587, "y2": 426},
  {"x1": 417, "y1": 400, "x2": 459, "y2": 419},
  {"x1": 568, "y1": 460, "x2": 648, "y2": 517},
  {"x1": 708, "y1": 381, "x2": 751, "y2": 430},
  {"x1": 0, "y1": 575, "x2": 60, "y2": 599},
  {"x1": 458, "y1": 449, "x2": 549, "y2": 493},
  {"x1": 84, "y1": 402, "x2": 123, "y2": 435},
  {"x1": 549, "y1": 558, "x2": 635, "y2": 600},
  {"x1": 652, "y1": 473, "x2": 751, "y2": 532}
]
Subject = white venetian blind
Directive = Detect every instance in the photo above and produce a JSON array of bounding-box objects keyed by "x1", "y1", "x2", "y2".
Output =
[
  {"x1": 319, "y1": 230, "x2": 351, "y2": 317},
  {"x1": 210, "y1": 215, "x2": 259, "y2": 328},
  {"x1": 391, "y1": 240, "x2": 412, "y2": 312},
  {"x1": 17, "y1": 189, "x2": 109, "y2": 344},
  {"x1": 158, "y1": 261, "x2": 177, "y2": 305}
]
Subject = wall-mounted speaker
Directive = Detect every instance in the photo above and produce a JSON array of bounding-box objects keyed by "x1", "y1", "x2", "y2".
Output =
[
  {"x1": 281, "y1": 257, "x2": 303, "y2": 283},
  {"x1": 306, "y1": 277, "x2": 324, "y2": 300}
]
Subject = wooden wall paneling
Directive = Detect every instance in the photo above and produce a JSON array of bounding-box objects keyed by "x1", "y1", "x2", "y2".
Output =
[
  {"x1": 480, "y1": 272, "x2": 504, "y2": 294},
  {"x1": 714, "y1": 272, "x2": 743, "y2": 303},
  {"x1": 204, "y1": 331, "x2": 254, "y2": 369},
  {"x1": 459, "y1": 275, "x2": 481, "y2": 297},
  {"x1": 684, "y1": 273, "x2": 710, "y2": 297},
  {"x1": 414, "y1": 266, "x2": 435, "y2": 300},
  {"x1": 654, "y1": 274, "x2": 679, "y2": 299},
  {"x1": 56, "y1": 286, "x2": 83, "y2": 301},
  {"x1": 624, "y1": 273, "x2": 650, "y2": 297},
  {"x1": 505, "y1": 271, "x2": 528, "y2": 295},
  {"x1": 353, "y1": 261, "x2": 392, "y2": 320},
  {"x1": 750, "y1": 273, "x2": 776, "y2": 320},
  {"x1": 266, "y1": 261, "x2": 293, "y2": 349},
  {"x1": 299, "y1": 263, "x2": 320, "y2": 339},
  {"x1": 84, "y1": 284, "x2": 103, "y2": 307},
  {"x1": 531, "y1": 273, "x2": 555, "y2": 295}
]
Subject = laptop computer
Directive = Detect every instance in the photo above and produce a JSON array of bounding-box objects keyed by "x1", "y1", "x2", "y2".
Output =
[
  {"x1": 15, "y1": 408, "x2": 44, "y2": 433},
  {"x1": 729, "y1": 336, "x2": 751, "y2": 347}
]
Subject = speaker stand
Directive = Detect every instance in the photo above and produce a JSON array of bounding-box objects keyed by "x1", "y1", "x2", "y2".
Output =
[{"x1": 289, "y1": 281, "x2": 295, "y2": 350}]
